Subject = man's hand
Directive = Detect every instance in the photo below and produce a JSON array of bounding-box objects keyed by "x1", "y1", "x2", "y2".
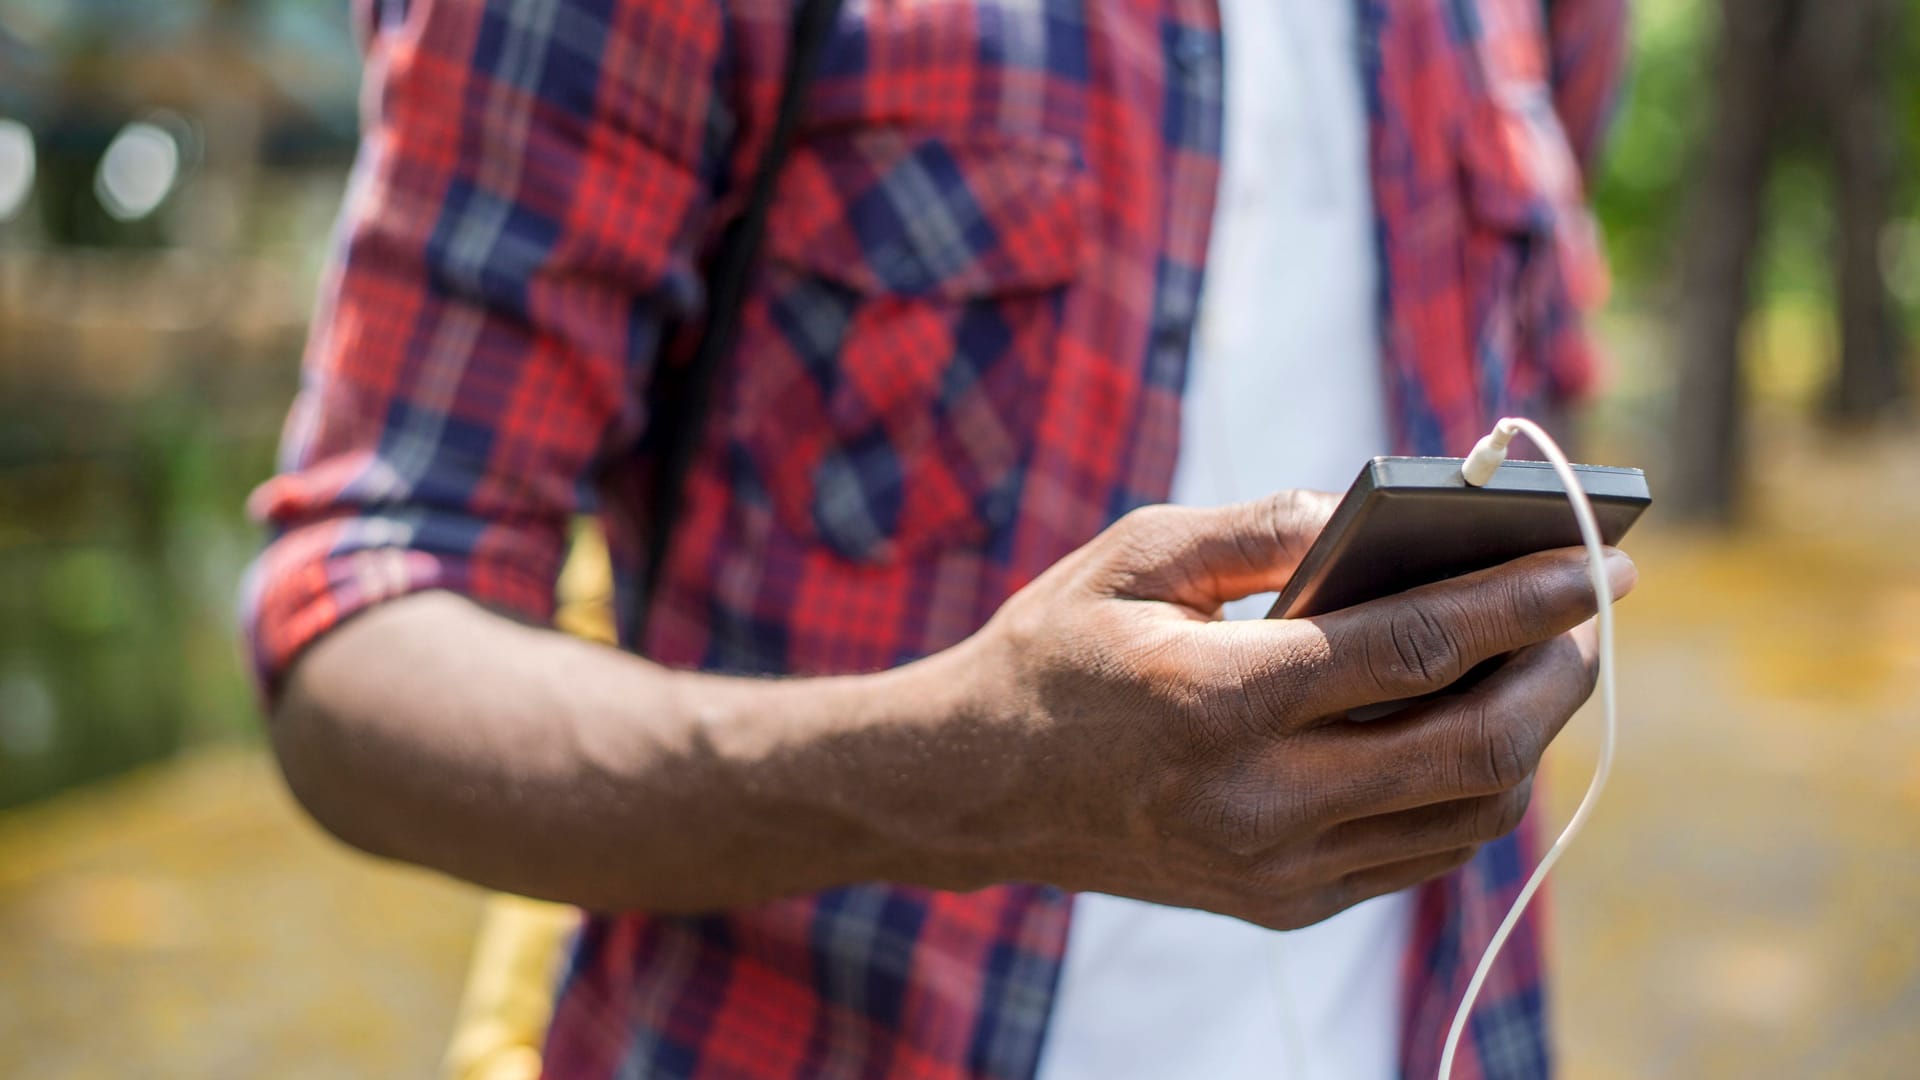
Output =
[
  {"x1": 958, "y1": 492, "x2": 1633, "y2": 929},
  {"x1": 273, "y1": 491, "x2": 1630, "y2": 922}
]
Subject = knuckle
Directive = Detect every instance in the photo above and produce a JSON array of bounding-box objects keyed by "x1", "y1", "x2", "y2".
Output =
[
  {"x1": 1260, "y1": 492, "x2": 1317, "y2": 558},
  {"x1": 1226, "y1": 512, "x2": 1272, "y2": 577},
  {"x1": 1386, "y1": 602, "x2": 1464, "y2": 690},
  {"x1": 1468, "y1": 795, "x2": 1508, "y2": 842},
  {"x1": 1098, "y1": 505, "x2": 1195, "y2": 592},
  {"x1": 1246, "y1": 850, "x2": 1305, "y2": 896},
  {"x1": 996, "y1": 592, "x2": 1051, "y2": 656},
  {"x1": 1182, "y1": 775, "x2": 1282, "y2": 859},
  {"x1": 1217, "y1": 804, "x2": 1270, "y2": 859},
  {"x1": 1224, "y1": 635, "x2": 1315, "y2": 730},
  {"x1": 1115, "y1": 504, "x2": 1180, "y2": 547},
  {"x1": 1520, "y1": 549, "x2": 1595, "y2": 615},
  {"x1": 1505, "y1": 570, "x2": 1559, "y2": 636},
  {"x1": 1089, "y1": 505, "x2": 1188, "y2": 596},
  {"x1": 1330, "y1": 869, "x2": 1387, "y2": 911},
  {"x1": 1467, "y1": 703, "x2": 1538, "y2": 792},
  {"x1": 1469, "y1": 786, "x2": 1532, "y2": 842},
  {"x1": 1486, "y1": 730, "x2": 1528, "y2": 791}
]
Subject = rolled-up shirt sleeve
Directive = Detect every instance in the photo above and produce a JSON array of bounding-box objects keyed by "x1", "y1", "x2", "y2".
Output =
[{"x1": 242, "y1": 0, "x2": 724, "y2": 693}]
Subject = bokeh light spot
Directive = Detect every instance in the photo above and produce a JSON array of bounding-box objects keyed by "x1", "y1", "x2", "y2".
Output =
[
  {"x1": 95, "y1": 121, "x2": 181, "y2": 222},
  {"x1": 0, "y1": 118, "x2": 34, "y2": 221}
]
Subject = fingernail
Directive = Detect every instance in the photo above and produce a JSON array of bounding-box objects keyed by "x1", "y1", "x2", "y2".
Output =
[{"x1": 1603, "y1": 549, "x2": 1637, "y2": 598}]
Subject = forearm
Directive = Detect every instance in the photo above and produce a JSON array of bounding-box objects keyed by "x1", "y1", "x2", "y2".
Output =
[
  {"x1": 262, "y1": 495, "x2": 1627, "y2": 934},
  {"x1": 271, "y1": 590, "x2": 1039, "y2": 912}
]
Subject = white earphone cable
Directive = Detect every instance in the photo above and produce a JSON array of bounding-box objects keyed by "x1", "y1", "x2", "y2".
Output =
[{"x1": 1439, "y1": 416, "x2": 1619, "y2": 1079}]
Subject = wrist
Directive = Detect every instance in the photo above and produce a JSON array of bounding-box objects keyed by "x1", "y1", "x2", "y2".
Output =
[
  {"x1": 861, "y1": 635, "x2": 1056, "y2": 890},
  {"x1": 671, "y1": 634, "x2": 1052, "y2": 895}
]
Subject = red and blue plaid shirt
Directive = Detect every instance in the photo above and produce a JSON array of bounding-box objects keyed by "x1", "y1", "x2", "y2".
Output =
[{"x1": 245, "y1": 0, "x2": 1624, "y2": 1076}]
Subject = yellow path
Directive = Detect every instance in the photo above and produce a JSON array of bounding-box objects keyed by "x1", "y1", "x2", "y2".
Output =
[
  {"x1": 1546, "y1": 423, "x2": 1920, "y2": 1078},
  {"x1": 0, "y1": 751, "x2": 483, "y2": 1077}
]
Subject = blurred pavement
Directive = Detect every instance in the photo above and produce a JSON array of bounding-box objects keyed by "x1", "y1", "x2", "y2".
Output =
[
  {"x1": 1548, "y1": 419, "x2": 1920, "y2": 1078},
  {"x1": 0, "y1": 752, "x2": 482, "y2": 1077}
]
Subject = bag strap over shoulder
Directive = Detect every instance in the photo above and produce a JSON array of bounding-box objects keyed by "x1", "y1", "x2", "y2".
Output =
[{"x1": 636, "y1": 0, "x2": 846, "y2": 643}]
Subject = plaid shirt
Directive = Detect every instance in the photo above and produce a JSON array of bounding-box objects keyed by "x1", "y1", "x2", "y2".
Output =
[{"x1": 244, "y1": 0, "x2": 1624, "y2": 1076}]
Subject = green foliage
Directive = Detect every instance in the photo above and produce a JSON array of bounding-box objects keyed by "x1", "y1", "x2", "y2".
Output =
[
  {"x1": 0, "y1": 391, "x2": 283, "y2": 809},
  {"x1": 1595, "y1": 0, "x2": 1919, "y2": 319},
  {"x1": 1592, "y1": 0, "x2": 1713, "y2": 289}
]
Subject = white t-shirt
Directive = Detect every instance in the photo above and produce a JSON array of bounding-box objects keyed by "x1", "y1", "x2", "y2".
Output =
[{"x1": 1036, "y1": 2, "x2": 1410, "y2": 1078}]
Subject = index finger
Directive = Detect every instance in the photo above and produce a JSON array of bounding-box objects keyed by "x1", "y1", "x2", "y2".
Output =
[
  {"x1": 1092, "y1": 490, "x2": 1343, "y2": 611},
  {"x1": 1296, "y1": 546, "x2": 1634, "y2": 717}
]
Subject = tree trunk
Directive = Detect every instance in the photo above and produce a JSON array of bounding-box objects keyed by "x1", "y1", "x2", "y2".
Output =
[
  {"x1": 1670, "y1": 0, "x2": 1792, "y2": 523},
  {"x1": 1813, "y1": 0, "x2": 1907, "y2": 424}
]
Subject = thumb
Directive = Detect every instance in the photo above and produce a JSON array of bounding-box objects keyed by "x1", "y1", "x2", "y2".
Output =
[{"x1": 1094, "y1": 490, "x2": 1339, "y2": 611}]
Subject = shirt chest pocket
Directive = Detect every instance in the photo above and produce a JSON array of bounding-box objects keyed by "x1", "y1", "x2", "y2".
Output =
[{"x1": 729, "y1": 127, "x2": 1091, "y2": 563}]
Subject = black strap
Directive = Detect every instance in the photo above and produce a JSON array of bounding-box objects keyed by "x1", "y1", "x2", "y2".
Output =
[{"x1": 636, "y1": 0, "x2": 844, "y2": 641}]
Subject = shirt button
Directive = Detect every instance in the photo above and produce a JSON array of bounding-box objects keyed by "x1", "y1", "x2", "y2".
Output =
[
  {"x1": 1157, "y1": 318, "x2": 1194, "y2": 350},
  {"x1": 1172, "y1": 34, "x2": 1216, "y2": 74}
]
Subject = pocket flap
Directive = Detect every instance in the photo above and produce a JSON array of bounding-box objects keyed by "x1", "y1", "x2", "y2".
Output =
[{"x1": 767, "y1": 128, "x2": 1089, "y2": 300}]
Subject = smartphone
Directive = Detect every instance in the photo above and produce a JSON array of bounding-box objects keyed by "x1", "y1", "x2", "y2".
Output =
[{"x1": 1265, "y1": 456, "x2": 1652, "y2": 621}]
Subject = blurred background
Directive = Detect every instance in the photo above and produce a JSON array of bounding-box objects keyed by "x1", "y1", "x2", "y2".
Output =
[{"x1": 1, "y1": 1, "x2": 1916, "y2": 1076}]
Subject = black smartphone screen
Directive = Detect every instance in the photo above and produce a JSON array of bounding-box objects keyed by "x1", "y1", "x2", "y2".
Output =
[{"x1": 1265, "y1": 457, "x2": 1652, "y2": 620}]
